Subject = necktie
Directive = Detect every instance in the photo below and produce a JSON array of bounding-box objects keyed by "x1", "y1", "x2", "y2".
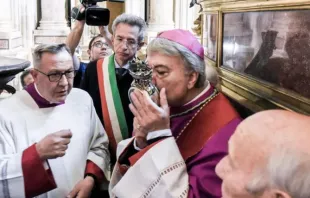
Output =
[{"x1": 115, "y1": 68, "x2": 128, "y2": 80}]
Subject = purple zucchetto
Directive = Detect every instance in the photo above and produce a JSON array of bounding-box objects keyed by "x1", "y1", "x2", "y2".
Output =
[{"x1": 157, "y1": 29, "x2": 204, "y2": 59}]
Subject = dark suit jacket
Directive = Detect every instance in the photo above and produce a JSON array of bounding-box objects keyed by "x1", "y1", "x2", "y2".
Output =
[{"x1": 81, "y1": 59, "x2": 134, "y2": 138}]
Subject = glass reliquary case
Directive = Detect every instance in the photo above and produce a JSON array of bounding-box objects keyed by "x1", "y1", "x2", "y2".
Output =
[{"x1": 200, "y1": 0, "x2": 310, "y2": 115}]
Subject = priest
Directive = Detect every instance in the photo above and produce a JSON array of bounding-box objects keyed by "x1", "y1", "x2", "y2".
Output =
[
  {"x1": 109, "y1": 29, "x2": 241, "y2": 198},
  {"x1": 0, "y1": 44, "x2": 110, "y2": 198}
]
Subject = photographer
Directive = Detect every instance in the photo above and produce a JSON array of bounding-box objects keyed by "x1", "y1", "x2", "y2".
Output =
[{"x1": 66, "y1": 4, "x2": 113, "y2": 87}]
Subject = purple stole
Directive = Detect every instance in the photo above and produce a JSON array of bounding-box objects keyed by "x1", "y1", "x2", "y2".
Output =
[
  {"x1": 171, "y1": 88, "x2": 240, "y2": 161},
  {"x1": 25, "y1": 83, "x2": 64, "y2": 108}
]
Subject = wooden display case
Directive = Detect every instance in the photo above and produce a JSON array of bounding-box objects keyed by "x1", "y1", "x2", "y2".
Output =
[{"x1": 200, "y1": 0, "x2": 310, "y2": 115}]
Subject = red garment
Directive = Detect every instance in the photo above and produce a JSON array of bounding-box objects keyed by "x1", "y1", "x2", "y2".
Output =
[
  {"x1": 117, "y1": 87, "x2": 241, "y2": 198},
  {"x1": 22, "y1": 144, "x2": 56, "y2": 198},
  {"x1": 22, "y1": 144, "x2": 105, "y2": 198}
]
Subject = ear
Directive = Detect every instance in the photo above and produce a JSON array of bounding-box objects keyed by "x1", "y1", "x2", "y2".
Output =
[
  {"x1": 270, "y1": 190, "x2": 291, "y2": 198},
  {"x1": 187, "y1": 71, "x2": 199, "y2": 89},
  {"x1": 87, "y1": 49, "x2": 91, "y2": 56},
  {"x1": 111, "y1": 35, "x2": 115, "y2": 46},
  {"x1": 30, "y1": 69, "x2": 38, "y2": 81},
  {"x1": 137, "y1": 42, "x2": 145, "y2": 51}
]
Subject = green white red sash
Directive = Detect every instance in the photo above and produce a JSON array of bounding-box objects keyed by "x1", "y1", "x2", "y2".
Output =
[{"x1": 97, "y1": 54, "x2": 129, "y2": 154}]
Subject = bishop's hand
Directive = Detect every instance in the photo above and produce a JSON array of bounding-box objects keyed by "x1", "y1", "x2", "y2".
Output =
[
  {"x1": 36, "y1": 130, "x2": 72, "y2": 160},
  {"x1": 67, "y1": 176, "x2": 94, "y2": 198},
  {"x1": 129, "y1": 88, "x2": 170, "y2": 148}
]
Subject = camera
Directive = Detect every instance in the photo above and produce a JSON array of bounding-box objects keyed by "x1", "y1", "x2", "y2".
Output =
[{"x1": 71, "y1": 0, "x2": 110, "y2": 26}]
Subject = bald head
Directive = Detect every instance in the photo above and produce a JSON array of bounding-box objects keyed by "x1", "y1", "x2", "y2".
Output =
[
  {"x1": 237, "y1": 109, "x2": 310, "y2": 134},
  {"x1": 216, "y1": 110, "x2": 310, "y2": 198},
  {"x1": 230, "y1": 110, "x2": 310, "y2": 173},
  {"x1": 233, "y1": 110, "x2": 310, "y2": 158}
]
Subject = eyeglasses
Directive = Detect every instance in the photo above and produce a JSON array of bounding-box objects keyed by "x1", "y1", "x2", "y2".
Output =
[
  {"x1": 35, "y1": 69, "x2": 76, "y2": 82},
  {"x1": 114, "y1": 38, "x2": 138, "y2": 49},
  {"x1": 92, "y1": 42, "x2": 109, "y2": 48}
]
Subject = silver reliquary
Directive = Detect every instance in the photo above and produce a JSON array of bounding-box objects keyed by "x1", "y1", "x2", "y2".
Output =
[{"x1": 128, "y1": 59, "x2": 158, "y2": 102}]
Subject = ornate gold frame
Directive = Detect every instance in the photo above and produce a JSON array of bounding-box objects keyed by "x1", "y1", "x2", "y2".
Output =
[{"x1": 200, "y1": 0, "x2": 310, "y2": 115}]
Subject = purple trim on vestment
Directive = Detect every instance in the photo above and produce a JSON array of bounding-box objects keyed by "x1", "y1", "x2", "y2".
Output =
[
  {"x1": 170, "y1": 86, "x2": 214, "y2": 137},
  {"x1": 170, "y1": 86, "x2": 214, "y2": 116},
  {"x1": 187, "y1": 118, "x2": 241, "y2": 198},
  {"x1": 168, "y1": 86, "x2": 241, "y2": 197},
  {"x1": 25, "y1": 83, "x2": 64, "y2": 108}
]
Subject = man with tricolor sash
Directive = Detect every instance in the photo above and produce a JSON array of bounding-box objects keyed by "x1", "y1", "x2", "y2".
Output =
[
  {"x1": 81, "y1": 14, "x2": 146, "y2": 161},
  {"x1": 109, "y1": 29, "x2": 242, "y2": 198}
]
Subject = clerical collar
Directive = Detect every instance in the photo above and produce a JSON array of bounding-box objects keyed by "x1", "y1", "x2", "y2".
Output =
[
  {"x1": 184, "y1": 83, "x2": 211, "y2": 105},
  {"x1": 25, "y1": 83, "x2": 64, "y2": 108},
  {"x1": 114, "y1": 57, "x2": 130, "y2": 69},
  {"x1": 170, "y1": 84, "x2": 214, "y2": 116}
]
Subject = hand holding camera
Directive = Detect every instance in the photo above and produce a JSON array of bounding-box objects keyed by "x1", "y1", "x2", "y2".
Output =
[{"x1": 71, "y1": 0, "x2": 110, "y2": 26}]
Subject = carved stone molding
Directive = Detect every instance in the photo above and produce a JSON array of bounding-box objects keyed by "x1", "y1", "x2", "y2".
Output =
[
  {"x1": 34, "y1": 0, "x2": 70, "y2": 45},
  {"x1": 0, "y1": 40, "x2": 9, "y2": 50}
]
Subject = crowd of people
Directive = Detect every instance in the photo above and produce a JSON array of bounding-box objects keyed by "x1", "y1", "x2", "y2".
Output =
[{"x1": 0, "y1": 4, "x2": 309, "y2": 198}]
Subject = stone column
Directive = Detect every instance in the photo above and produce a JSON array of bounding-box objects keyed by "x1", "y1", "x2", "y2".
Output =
[
  {"x1": 146, "y1": 0, "x2": 175, "y2": 44},
  {"x1": 34, "y1": 0, "x2": 70, "y2": 45},
  {"x1": 125, "y1": 0, "x2": 145, "y2": 20},
  {"x1": 147, "y1": 0, "x2": 174, "y2": 31},
  {"x1": 0, "y1": 1, "x2": 13, "y2": 31},
  {"x1": 0, "y1": 0, "x2": 23, "y2": 57},
  {"x1": 174, "y1": 0, "x2": 201, "y2": 45},
  {"x1": 19, "y1": 0, "x2": 38, "y2": 60},
  {"x1": 175, "y1": 0, "x2": 199, "y2": 31}
]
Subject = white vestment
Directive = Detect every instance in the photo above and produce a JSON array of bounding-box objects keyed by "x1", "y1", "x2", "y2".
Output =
[
  {"x1": 0, "y1": 92, "x2": 12, "y2": 101},
  {"x1": 0, "y1": 88, "x2": 110, "y2": 198},
  {"x1": 109, "y1": 137, "x2": 189, "y2": 198}
]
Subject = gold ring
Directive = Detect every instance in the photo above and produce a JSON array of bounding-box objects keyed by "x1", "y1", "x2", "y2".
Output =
[{"x1": 137, "y1": 124, "x2": 141, "y2": 130}]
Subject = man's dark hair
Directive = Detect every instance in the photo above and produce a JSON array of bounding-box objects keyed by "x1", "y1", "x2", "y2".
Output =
[
  {"x1": 88, "y1": 34, "x2": 103, "y2": 50},
  {"x1": 20, "y1": 70, "x2": 31, "y2": 87},
  {"x1": 33, "y1": 43, "x2": 72, "y2": 68}
]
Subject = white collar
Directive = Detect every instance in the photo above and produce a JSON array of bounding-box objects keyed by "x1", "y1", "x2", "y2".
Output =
[
  {"x1": 34, "y1": 83, "x2": 61, "y2": 104},
  {"x1": 114, "y1": 57, "x2": 130, "y2": 69},
  {"x1": 184, "y1": 82, "x2": 211, "y2": 106},
  {"x1": 34, "y1": 83, "x2": 45, "y2": 99}
]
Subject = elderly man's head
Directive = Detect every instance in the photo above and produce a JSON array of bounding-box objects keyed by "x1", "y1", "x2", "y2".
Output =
[
  {"x1": 216, "y1": 110, "x2": 310, "y2": 198},
  {"x1": 112, "y1": 14, "x2": 146, "y2": 66},
  {"x1": 147, "y1": 29, "x2": 206, "y2": 107},
  {"x1": 31, "y1": 44, "x2": 74, "y2": 103}
]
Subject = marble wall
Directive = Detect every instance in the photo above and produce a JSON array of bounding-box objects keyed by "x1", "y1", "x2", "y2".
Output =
[{"x1": 0, "y1": 0, "x2": 200, "y2": 90}]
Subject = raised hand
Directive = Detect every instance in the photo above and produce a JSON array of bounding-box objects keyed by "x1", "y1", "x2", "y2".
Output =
[
  {"x1": 36, "y1": 130, "x2": 72, "y2": 160},
  {"x1": 129, "y1": 88, "x2": 170, "y2": 143},
  {"x1": 99, "y1": 26, "x2": 113, "y2": 48}
]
